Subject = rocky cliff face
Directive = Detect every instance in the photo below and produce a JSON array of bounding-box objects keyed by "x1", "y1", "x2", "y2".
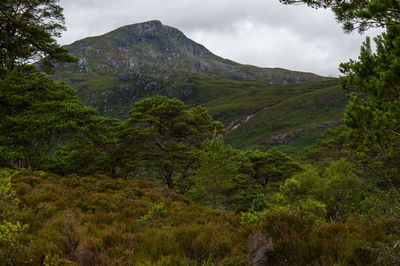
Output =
[{"x1": 56, "y1": 20, "x2": 215, "y2": 76}]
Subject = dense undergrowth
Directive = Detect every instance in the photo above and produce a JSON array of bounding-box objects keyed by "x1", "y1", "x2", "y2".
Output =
[
  {"x1": 7, "y1": 170, "x2": 249, "y2": 265},
  {"x1": 1, "y1": 169, "x2": 399, "y2": 265}
]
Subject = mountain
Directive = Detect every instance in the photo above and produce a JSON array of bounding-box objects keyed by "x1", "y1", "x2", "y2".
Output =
[
  {"x1": 52, "y1": 20, "x2": 331, "y2": 115},
  {"x1": 50, "y1": 20, "x2": 346, "y2": 155}
]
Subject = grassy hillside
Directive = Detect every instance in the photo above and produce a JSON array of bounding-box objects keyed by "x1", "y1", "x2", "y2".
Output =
[{"x1": 222, "y1": 82, "x2": 347, "y2": 155}]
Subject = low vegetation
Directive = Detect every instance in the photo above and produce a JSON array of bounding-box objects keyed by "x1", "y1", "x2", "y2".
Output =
[{"x1": 2, "y1": 169, "x2": 399, "y2": 265}]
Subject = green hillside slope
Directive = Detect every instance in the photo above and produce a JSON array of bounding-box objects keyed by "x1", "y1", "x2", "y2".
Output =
[{"x1": 223, "y1": 84, "x2": 347, "y2": 155}]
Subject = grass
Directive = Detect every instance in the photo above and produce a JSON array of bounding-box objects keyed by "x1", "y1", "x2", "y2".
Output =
[
  {"x1": 222, "y1": 84, "x2": 347, "y2": 155},
  {"x1": 276, "y1": 131, "x2": 323, "y2": 158}
]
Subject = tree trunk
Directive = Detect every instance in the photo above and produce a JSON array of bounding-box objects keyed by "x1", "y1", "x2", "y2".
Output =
[
  {"x1": 16, "y1": 159, "x2": 27, "y2": 169},
  {"x1": 212, "y1": 191, "x2": 217, "y2": 210},
  {"x1": 263, "y1": 178, "x2": 268, "y2": 196},
  {"x1": 164, "y1": 168, "x2": 174, "y2": 189}
]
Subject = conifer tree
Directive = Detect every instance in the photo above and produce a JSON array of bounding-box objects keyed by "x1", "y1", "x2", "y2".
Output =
[
  {"x1": 280, "y1": 0, "x2": 400, "y2": 32},
  {"x1": 195, "y1": 136, "x2": 248, "y2": 209},
  {"x1": 0, "y1": 67, "x2": 106, "y2": 173},
  {"x1": 340, "y1": 25, "x2": 400, "y2": 191},
  {"x1": 0, "y1": 0, "x2": 75, "y2": 73},
  {"x1": 119, "y1": 96, "x2": 222, "y2": 187},
  {"x1": 281, "y1": 0, "x2": 400, "y2": 191}
]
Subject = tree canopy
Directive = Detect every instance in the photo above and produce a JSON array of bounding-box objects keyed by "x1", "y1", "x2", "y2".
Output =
[
  {"x1": 0, "y1": 0, "x2": 74, "y2": 73},
  {"x1": 0, "y1": 66, "x2": 110, "y2": 174},
  {"x1": 280, "y1": 0, "x2": 400, "y2": 32},
  {"x1": 118, "y1": 96, "x2": 223, "y2": 188},
  {"x1": 340, "y1": 25, "x2": 400, "y2": 191}
]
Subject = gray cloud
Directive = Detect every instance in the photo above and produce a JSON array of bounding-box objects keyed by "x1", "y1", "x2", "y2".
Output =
[{"x1": 58, "y1": 0, "x2": 382, "y2": 77}]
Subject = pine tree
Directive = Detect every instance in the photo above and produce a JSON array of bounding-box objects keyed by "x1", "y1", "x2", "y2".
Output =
[
  {"x1": 340, "y1": 25, "x2": 400, "y2": 191},
  {"x1": 280, "y1": 0, "x2": 400, "y2": 191},
  {"x1": 195, "y1": 136, "x2": 248, "y2": 209},
  {"x1": 118, "y1": 96, "x2": 222, "y2": 187},
  {"x1": 279, "y1": 0, "x2": 400, "y2": 32},
  {"x1": 0, "y1": 0, "x2": 75, "y2": 73},
  {"x1": 0, "y1": 66, "x2": 106, "y2": 173}
]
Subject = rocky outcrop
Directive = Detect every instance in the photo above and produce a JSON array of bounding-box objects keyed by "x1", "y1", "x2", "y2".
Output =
[
  {"x1": 265, "y1": 133, "x2": 298, "y2": 145},
  {"x1": 264, "y1": 120, "x2": 342, "y2": 146},
  {"x1": 78, "y1": 58, "x2": 90, "y2": 73},
  {"x1": 225, "y1": 113, "x2": 257, "y2": 134}
]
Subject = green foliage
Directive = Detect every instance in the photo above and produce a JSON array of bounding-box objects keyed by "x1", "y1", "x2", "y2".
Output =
[
  {"x1": 282, "y1": 0, "x2": 400, "y2": 225},
  {"x1": 340, "y1": 25, "x2": 400, "y2": 192},
  {"x1": 280, "y1": 0, "x2": 400, "y2": 32},
  {"x1": 245, "y1": 148, "x2": 303, "y2": 193},
  {"x1": 265, "y1": 160, "x2": 364, "y2": 221},
  {"x1": 240, "y1": 210, "x2": 266, "y2": 225},
  {"x1": 50, "y1": 118, "x2": 121, "y2": 176},
  {"x1": 118, "y1": 96, "x2": 222, "y2": 188},
  {"x1": 305, "y1": 125, "x2": 351, "y2": 163},
  {"x1": 0, "y1": 170, "x2": 27, "y2": 264},
  {"x1": 137, "y1": 202, "x2": 167, "y2": 226},
  {"x1": 0, "y1": 0, "x2": 75, "y2": 73},
  {"x1": 0, "y1": 67, "x2": 114, "y2": 175},
  {"x1": 193, "y1": 136, "x2": 250, "y2": 210}
]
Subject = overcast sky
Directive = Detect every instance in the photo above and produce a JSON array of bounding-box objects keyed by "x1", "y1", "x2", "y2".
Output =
[{"x1": 58, "y1": 0, "x2": 382, "y2": 77}]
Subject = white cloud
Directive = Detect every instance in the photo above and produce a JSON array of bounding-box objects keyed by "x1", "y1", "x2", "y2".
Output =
[{"x1": 58, "y1": 0, "x2": 382, "y2": 76}]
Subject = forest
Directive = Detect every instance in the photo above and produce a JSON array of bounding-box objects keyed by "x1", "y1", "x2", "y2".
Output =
[{"x1": 1, "y1": 0, "x2": 400, "y2": 265}]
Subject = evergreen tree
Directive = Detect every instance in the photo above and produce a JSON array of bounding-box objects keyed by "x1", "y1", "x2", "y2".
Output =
[
  {"x1": 245, "y1": 149, "x2": 303, "y2": 194},
  {"x1": 195, "y1": 136, "x2": 249, "y2": 209},
  {"x1": 0, "y1": 66, "x2": 108, "y2": 174},
  {"x1": 0, "y1": 0, "x2": 75, "y2": 73},
  {"x1": 280, "y1": 0, "x2": 400, "y2": 32},
  {"x1": 340, "y1": 25, "x2": 400, "y2": 191},
  {"x1": 281, "y1": 0, "x2": 400, "y2": 192},
  {"x1": 119, "y1": 96, "x2": 222, "y2": 188}
]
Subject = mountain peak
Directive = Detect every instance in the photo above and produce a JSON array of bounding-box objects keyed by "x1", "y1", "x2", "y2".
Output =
[
  {"x1": 139, "y1": 19, "x2": 162, "y2": 26},
  {"x1": 120, "y1": 20, "x2": 164, "y2": 33},
  {"x1": 64, "y1": 20, "x2": 214, "y2": 67}
]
